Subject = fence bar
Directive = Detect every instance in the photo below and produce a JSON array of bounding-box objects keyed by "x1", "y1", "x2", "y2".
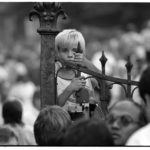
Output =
[
  {"x1": 63, "y1": 60, "x2": 139, "y2": 86},
  {"x1": 29, "y1": 2, "x2": 66, "y2": 108},
  {"x1": 125, "y1": 56, "x2": 133, "y2": 98},
  {"x1": 99, "y1": 51, "x2": 108, "y2": 115}
]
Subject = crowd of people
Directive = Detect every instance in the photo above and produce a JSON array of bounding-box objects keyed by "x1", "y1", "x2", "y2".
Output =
[{"x1": 0, "y1": 20, "x2": 150, "y2": 146}]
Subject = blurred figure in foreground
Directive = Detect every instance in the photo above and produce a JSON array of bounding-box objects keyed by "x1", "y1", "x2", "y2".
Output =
[
  {"x1": 34, "y1": 105, "x2": 71, "y2": 146},
  {"x1": 8, "y1": 69, "x2": 38, "y2": 131},
  {"x1": 106, "y1": 99, "x2": 147, "y2": 146},
  {"x1": 62, "y1": 118, "x2": 114, "y2": 146},
  {"x1": 2, "y1": 99, "x2": 36, "y2": 145},
  {"x1": 126, "y1": 66, "x2": 150, "y2": 145},
  {"x1": 0, "y1": 125, "x2": 19, "y2": 145}
]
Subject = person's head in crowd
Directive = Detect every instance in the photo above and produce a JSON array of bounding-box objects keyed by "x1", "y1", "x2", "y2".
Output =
[
  {"x1": 133, "y1": 46, "x2": 146, "y2": 74},
  {"x1": 2, "y1": 99, "x2": 23, "y2": 126},
  {"x1": 15, "y1": 62, "x2": 29, "y2": 83},
  {"x1": 0, "y1": 66, "x2": 9, "y2": 104},
  {"x1": 139, "y1": 65, "x2": 150, "y2": 121},
  {"x1": 0, "y1": 125, "x2": 19, "y2": 145},
  {"x1": 34, "y1": 105, "x2": 71, "y2": 146},
  {"x1": 106, "y1": 99, "x2": 147, "y2": 146},
  {"x1": 55, "y1": 29, "x2": 86, "y2": 61},
  {"x1": 62, "y1": 119, "x2": 114, "y2": 146}
]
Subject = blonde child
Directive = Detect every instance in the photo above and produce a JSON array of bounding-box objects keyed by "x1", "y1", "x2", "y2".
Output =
[{"x1": 55, "y1": 29, "x2": 99, "y2": 120}]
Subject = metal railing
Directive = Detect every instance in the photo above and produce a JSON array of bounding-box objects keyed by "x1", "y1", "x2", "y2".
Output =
[
  {"x1": 29, "y1": 2, "x2": 139, "y2": 116},
  {"x1": 55, "y1": 51, "x2": 139, "y2": 116}
]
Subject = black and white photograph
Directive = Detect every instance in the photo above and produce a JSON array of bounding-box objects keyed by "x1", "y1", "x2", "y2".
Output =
[{"x1": 0, "y1": 1, "x2": 149, "y2": 147}]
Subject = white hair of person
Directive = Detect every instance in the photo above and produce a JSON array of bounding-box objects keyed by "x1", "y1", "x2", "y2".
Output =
[{"x1": 55, "y1": 29, "x2": 86, "y2": 54}]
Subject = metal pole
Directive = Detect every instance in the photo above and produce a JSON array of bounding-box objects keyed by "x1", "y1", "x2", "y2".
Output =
[
  {"x1": 29, "y1": 2, "x2": 67, "y2": 108},
  {"x1": 125, "y1": 56, "x2": 133, "y2": 99},
  {"x1": 99, "y1": 50, "x2": 108, "y2": 116}
]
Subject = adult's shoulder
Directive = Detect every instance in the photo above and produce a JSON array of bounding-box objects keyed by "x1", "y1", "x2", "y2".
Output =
[{"x1": 126, "y1": 123, "x2": 150, "y2": 146}]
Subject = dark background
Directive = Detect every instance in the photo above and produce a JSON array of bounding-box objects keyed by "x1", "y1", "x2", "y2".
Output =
[{"x1": 1, "y1": 3, "x2": 150, "y2": 43}]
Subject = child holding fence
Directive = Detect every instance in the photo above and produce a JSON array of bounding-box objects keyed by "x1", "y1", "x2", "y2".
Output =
[{"x1": 55, "y1": 29, "x2": 101, "y2": 120}]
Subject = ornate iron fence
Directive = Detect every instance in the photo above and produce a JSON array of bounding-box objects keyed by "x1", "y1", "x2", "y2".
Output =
[
  {"x1": 29, "y1": 2, "x2": 139, "y2": 116},
  {"x1": 56, "y1": 52, "x2": 139, "y2": 116}
]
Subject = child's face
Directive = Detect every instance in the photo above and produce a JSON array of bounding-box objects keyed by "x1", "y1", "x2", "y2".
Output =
[{"x1": 58, "y1": 45, "x2": 79, "y2": 61}]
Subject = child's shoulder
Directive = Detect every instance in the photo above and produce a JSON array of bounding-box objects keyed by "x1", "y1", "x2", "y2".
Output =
[{"x1": 55, "y1": 61, "x2": 62, "y2": 73}]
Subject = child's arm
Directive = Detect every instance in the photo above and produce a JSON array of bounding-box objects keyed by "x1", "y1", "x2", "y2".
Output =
[
  {"x1": 58, "y1": 77, "x2": 86, "y2": 106},
  {"x1": 84, "y1": 57, "x2": 101, "y2": 73},
  {"x1": 58, "y1": 85, "x2": 74, "y2": 106},
  {"x1": 74, "y1": 53, "x2": 101, "y2": 73}
]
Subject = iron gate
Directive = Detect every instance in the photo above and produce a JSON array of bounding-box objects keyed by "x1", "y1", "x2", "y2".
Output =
[{"x1": 29, "y1": 2, "x2": 139, "y2": 116}]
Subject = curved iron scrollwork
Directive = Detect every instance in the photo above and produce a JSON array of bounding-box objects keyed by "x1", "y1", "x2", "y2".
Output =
[
  {"x1": 131, "y1": 86, "x2": 139, "y2": 97},
  {"x1": 108, "y1": 82, "x2": 127, "y2": 98},
  {"x1": 56, "y1": 52, "x2": 140, "y2": 115}
]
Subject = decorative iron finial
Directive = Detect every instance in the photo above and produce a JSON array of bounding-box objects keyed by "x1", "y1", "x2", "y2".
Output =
[
  {"x1": 76, "y1": 42, "x2": 83, "y2": 53},
  {"x1": 125, "y1": 56, "x2": 133, "y2": 74},
  {"x1": 100, "y1": 51, "x2": 107, "y2": 68},
  {"x1": 29, "y1": 2, "x2": 67, "y2": 30}
]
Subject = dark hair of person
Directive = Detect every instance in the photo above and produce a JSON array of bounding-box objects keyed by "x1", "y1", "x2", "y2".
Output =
[
  {"x1": 146, "y1": 51, "x2": 150, "y2": 63},
  {"x1": 139, "y1": 66, "x2": 150, "y2": 103},
  {"x1": 132, "y1": 100, "x2": 148, "y2": 126},
  {"x1": 62, "y1": 118, "x2": 114, "y2": 146},
  {"x1": 2, "y1": 100, "x2": 23, "y2": 125},
  {"x1": 34, "y1": 105, "x2": 71, "y2": 146}
]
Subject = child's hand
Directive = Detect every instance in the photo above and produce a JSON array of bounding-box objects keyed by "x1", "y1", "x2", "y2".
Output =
[
  {"x1": 89, "y1": 97, "x2": 99, "y2": 104},
  {"x1": 69, "y1": 76, "x2": 86, "y2": 92},
  {"x1": 74, "y1": 54, "x2": 101, "y2": 73},
  {"x1": 74, "y1": 53, "x2": 86, "y2": 67}
]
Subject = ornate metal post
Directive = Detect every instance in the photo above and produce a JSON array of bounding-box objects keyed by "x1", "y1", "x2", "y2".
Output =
[
  {"x1": 99, "y1": 50, "x2": 108, "y2": 116},
  {"x1": 29, "y1": 2, "x2": 67, "y2": 108},
  {"x1": 125, "y1": 56, "x2": 133, "y2": 99}
]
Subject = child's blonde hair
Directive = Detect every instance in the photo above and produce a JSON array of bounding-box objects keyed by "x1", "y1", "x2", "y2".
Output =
[{"x1": 55, "y1": 29, "x2": 86, "y2": 54}]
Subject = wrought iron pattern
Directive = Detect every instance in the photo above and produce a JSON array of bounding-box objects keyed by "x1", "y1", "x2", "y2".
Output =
[
  {"x1": 30, "y1": 2, "x2": 139, "y2": 116},
  {"x1": 59, "y1": 53, "x2": 139, "y2": 116},
  {"x1": 29, "y1": 2, "x2": 67, "y2": 107}
]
